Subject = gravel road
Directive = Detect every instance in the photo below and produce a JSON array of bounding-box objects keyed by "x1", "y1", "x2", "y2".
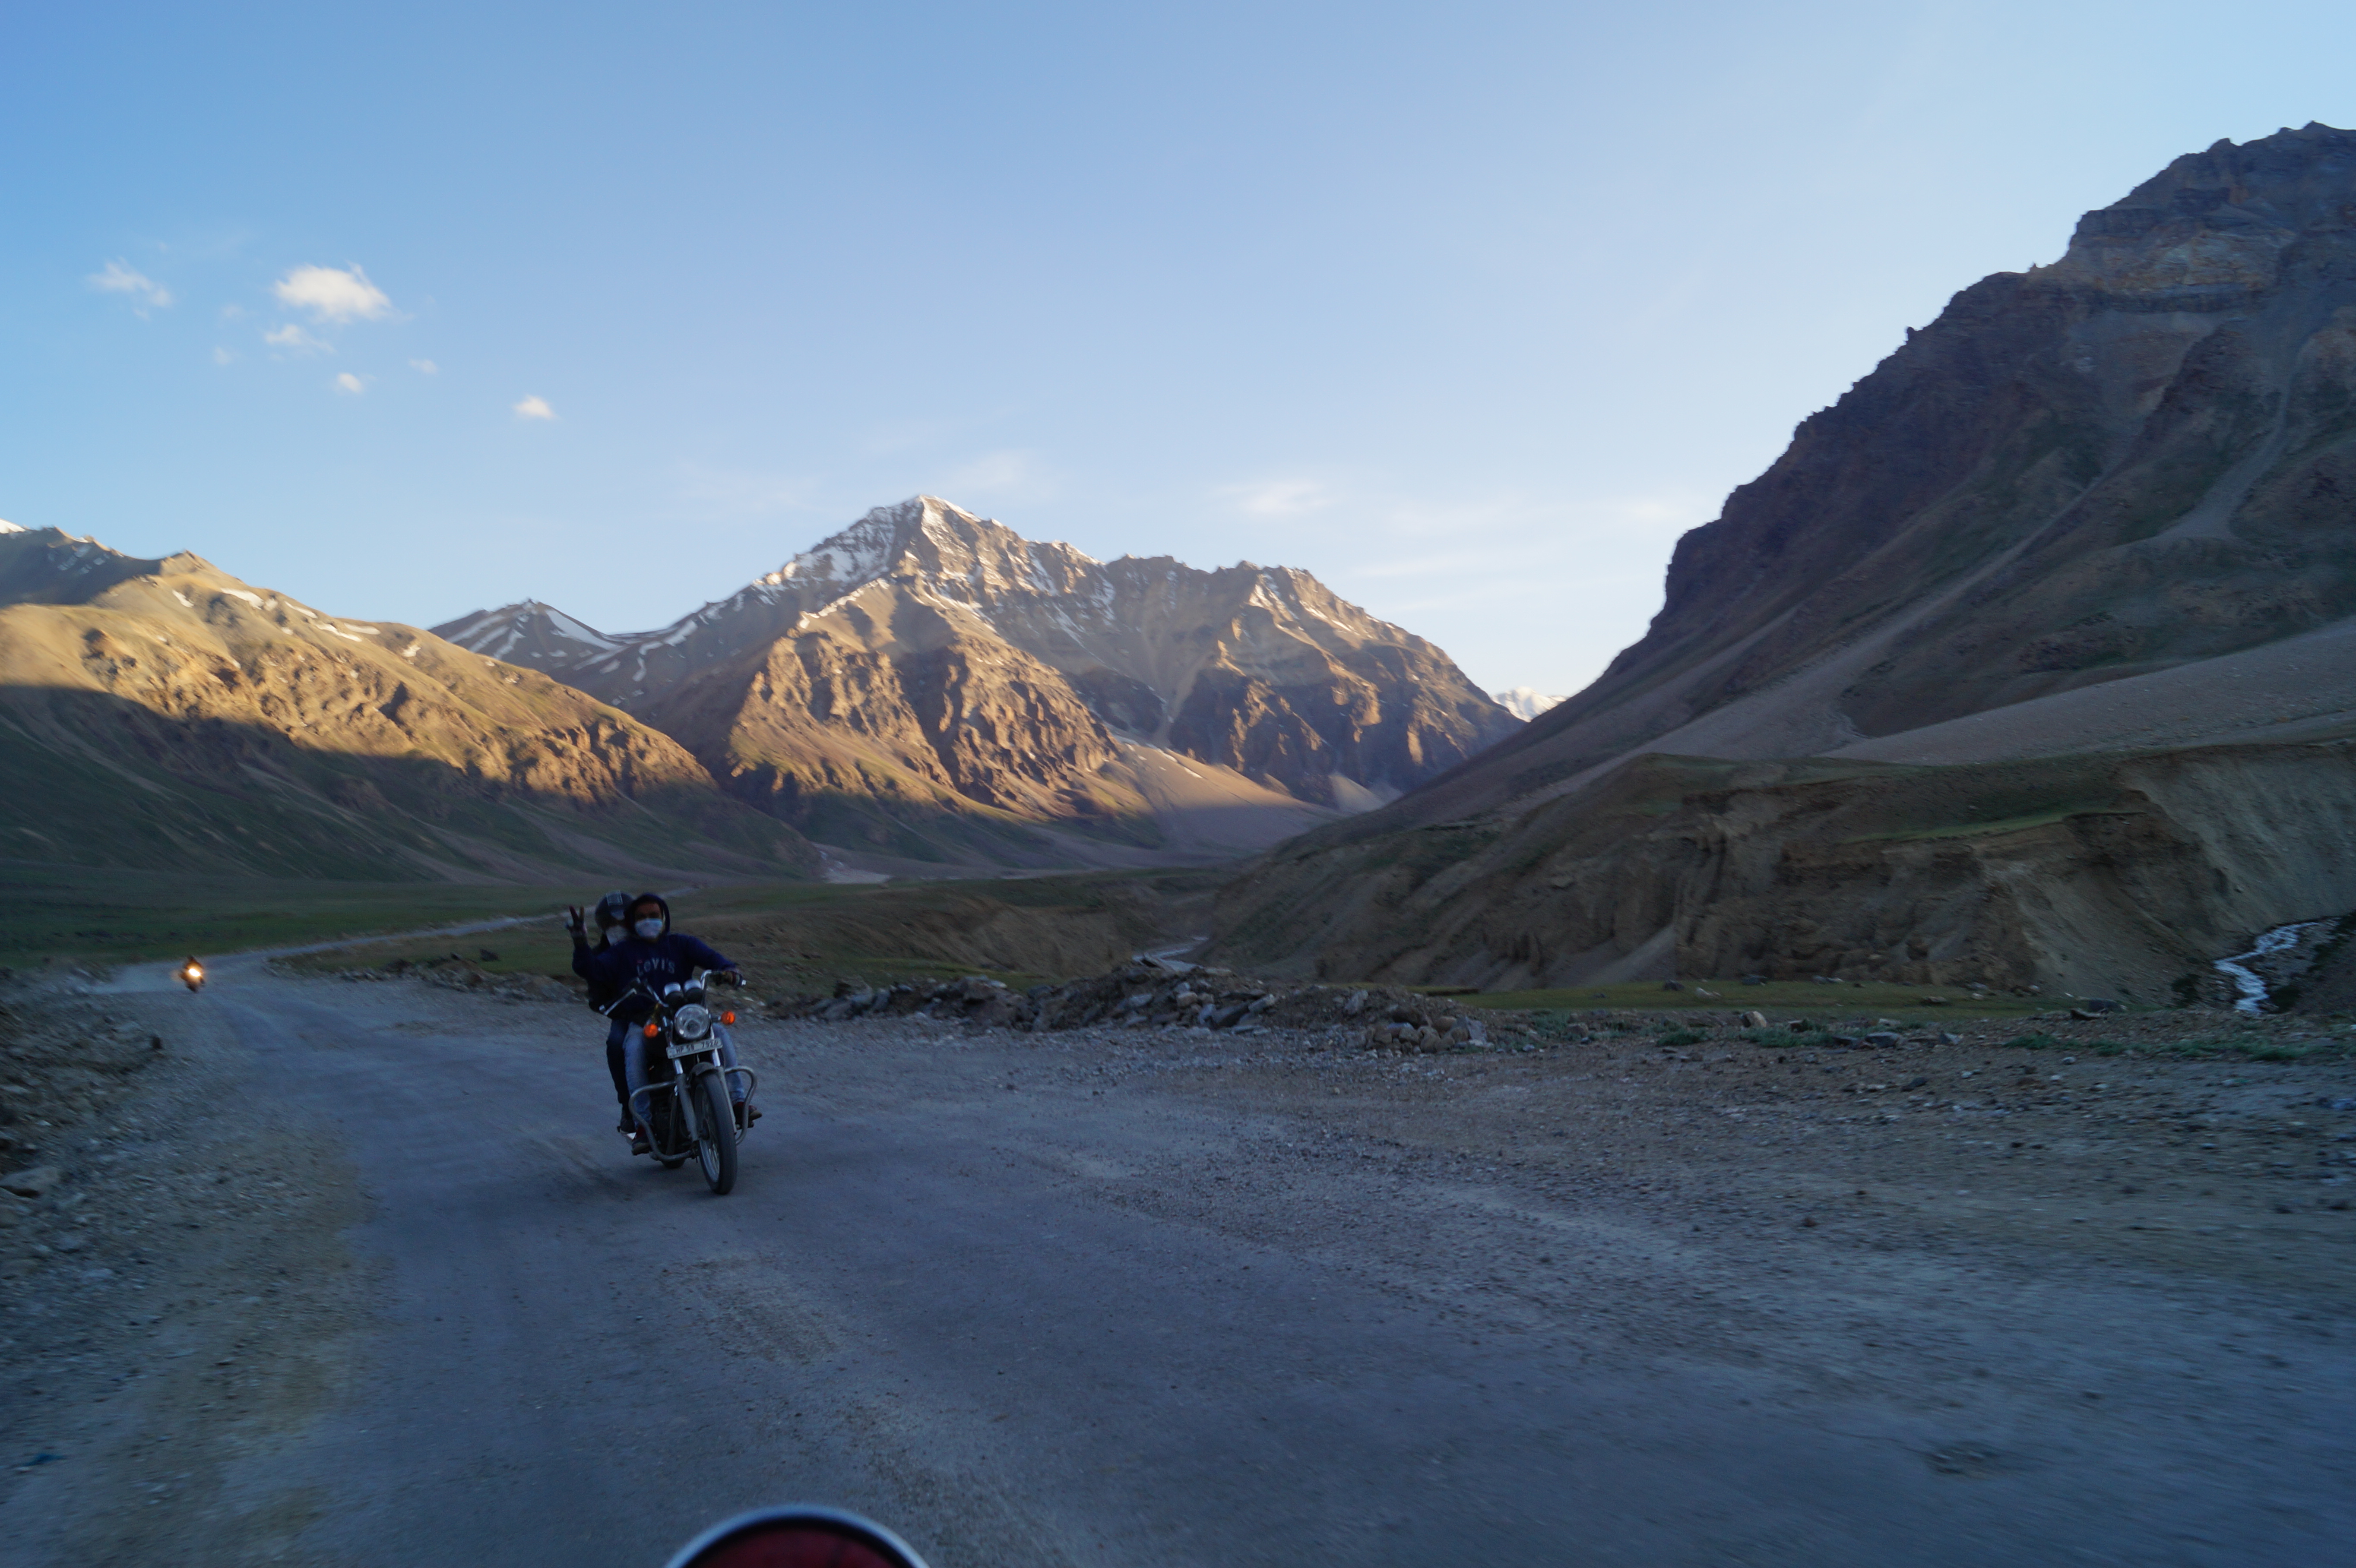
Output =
[{"x1": 4, "y1": 959, "x2": 2352, "y2": 1566}]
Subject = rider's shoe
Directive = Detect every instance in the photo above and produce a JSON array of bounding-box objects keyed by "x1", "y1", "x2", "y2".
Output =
[
  {"x1": 741, "y1": 1103, "x2": 762, "y2": 1125},
  {"x1": 615, "y1": 1109, "x2": 634, "y2": 1135},
  {"x1": 629, "y1": 1129, "x2": 651, "y2": 1156}
]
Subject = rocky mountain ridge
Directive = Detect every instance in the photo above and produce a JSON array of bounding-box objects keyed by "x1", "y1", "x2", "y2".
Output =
[
  {"x1": 438, "y1": 497, "x2": 1519, "y2": 866},
  {"x1": 0, "y1": 525, "x2": 816, "y2": 882},
  {"x1": 1210, "y1": 123, "x2": 2356, "y2": 999}
]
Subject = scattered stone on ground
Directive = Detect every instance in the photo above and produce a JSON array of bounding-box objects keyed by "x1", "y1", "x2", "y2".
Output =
[{"x1": 763, "y1": 954, "x2": 2356, "y2": 1068}]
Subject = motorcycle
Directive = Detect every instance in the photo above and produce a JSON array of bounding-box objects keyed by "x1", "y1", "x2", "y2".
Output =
[
  {"x1": 611, "y1": 970, "x2": 755, "y2": 1195},
  {"x1": 180, "y1": 958, "x2": 206, "y2": 993},
  {"x1": 666, "y1": 1506, "x2": 927, "y2": 1568}
]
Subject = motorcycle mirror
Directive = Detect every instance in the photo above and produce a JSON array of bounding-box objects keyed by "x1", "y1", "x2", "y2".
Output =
[{"x1": 664, "y1": 1506, "x2": 929, "y2": 1568}]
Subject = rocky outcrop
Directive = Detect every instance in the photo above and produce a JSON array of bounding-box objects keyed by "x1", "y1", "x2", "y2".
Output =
[
  {"x1": 1210, "y1": 124, "x2": 2356, "y2": 991},
  {"x1": 0, "y1": 527, "x2": 816, "y2": 881},
  {"x1": 438, "y1": 497, "x2": 1518, "y2": 862},
  {"x1": 1210, "y1": 738, "x2": 2356, "y2": 1001}
]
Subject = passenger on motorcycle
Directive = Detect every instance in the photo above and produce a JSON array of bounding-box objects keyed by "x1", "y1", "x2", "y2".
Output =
[
  {"x1": 570, "y1": 892, "x2": 757, "y2": 1153},
  {"x1": 564, "y1": 891, "x2": 634, "y2": 1135}
]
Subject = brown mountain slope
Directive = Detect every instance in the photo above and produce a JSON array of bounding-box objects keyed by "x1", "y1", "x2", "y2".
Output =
[
  {"x1": 0, "y1": 526, "x2": 817, "y2": 882},
  {"x1": 1286, "y1": 121, "x2": 2356, "y2": 847},
  {"x1": 438, "y1": 497, "x2": 1516, "y2": 865},
  {"x1": 1210, "y1": 124, "x2": 2356, "y2": 994},
  {"x1": 1210, "y1": 734, "x2": 2356, "y2": 1001}
]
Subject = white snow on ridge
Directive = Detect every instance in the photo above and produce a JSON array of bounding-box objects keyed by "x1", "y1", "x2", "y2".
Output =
[
  {"x1": 1493, "y1": 687, "x2": 1566, "y2": 721},
  {"x1": 541, "y1": 606, "x2": 620, "y2": 649},
  {"x1": 0, "y1": 520, "x2": 23, "y2": 534}
]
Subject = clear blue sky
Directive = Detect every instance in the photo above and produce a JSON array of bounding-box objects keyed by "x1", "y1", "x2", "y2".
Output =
[{"x1": 5, "y1": 1, "x2": 2353, "y2": 697}]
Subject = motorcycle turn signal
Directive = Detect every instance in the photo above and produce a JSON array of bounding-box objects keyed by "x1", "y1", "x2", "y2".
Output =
[
  {"x1": 721, "y1": 1011, "x2": 736, "y2": 1025},
  {"x1": 644, "y1": 1023, "x2": 661, "y2": 1038}
]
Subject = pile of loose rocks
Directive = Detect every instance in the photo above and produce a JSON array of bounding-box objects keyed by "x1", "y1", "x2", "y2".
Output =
[
  {"x1": 0, "y1": 993, "x2": 167, "y2": 1167},
  {"x1": 773, "y1": 958, "x2": 1500, "y2": 1050}
]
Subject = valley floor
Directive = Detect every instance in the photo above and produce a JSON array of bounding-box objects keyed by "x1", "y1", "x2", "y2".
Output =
[{"x1": 2, "y1": 965, "x2": 2350, "y2": 1565}]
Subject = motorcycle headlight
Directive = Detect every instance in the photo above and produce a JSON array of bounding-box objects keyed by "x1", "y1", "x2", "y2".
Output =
[{"x1": 673, "y1": 1003, "x2": 711, "y2": 1040}]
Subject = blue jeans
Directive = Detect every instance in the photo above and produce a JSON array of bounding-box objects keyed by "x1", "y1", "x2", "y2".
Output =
[
  {"x1": 604, "y1": 1018, "x2": 630, "y2": 1106},
  {"x1": 624, "y1": 1023, "x2": 744, "y2": 1132}
]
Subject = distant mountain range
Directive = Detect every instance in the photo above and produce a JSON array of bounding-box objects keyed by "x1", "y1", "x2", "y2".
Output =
[
  {"x1": 0, "y1": 523, "x2": 814, "y2": 882},
  {"x1": 435, "y1": 497, "x2": 1519, "y2": 869},
  {"x1": 0, "y1": 502, "x2": 1518, "y2": 881},
  {"x1": 1212, "y1": 122, "x2": 2356, "y2": 1002}
]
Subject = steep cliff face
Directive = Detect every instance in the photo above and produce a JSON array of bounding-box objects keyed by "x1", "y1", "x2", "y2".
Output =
[
  {"x1": 439, "y1": 497, "x2": 1517, "y2": 861},
  {"x1": 0, "y1": 527, "x2": 816, "y2": 881},
  {"x1": 642, "y1": 580, "x2": 1156, "y2": 863},
  {"x1": 1210, "y1": 124, "x2": 2356, "y2": 991}
]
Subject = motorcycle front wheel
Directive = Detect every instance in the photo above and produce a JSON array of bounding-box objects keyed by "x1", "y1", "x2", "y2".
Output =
[{"x1": 693, "y1": 1068, "x2": 738, "y2": 1195}]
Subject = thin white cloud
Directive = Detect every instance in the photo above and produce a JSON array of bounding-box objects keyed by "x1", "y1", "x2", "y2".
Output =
[
  {"x1": 89, "y1": 260, "x2": 173, "y2": 312},
  {"x1": 512, "y1": 395, "x2": 557, "y2": 421},
  {"x1": 212, "y1": 346, "x2": 236, "y2": 366},
  {"x1": 409, "y1": 358, "x2": 438, "y2": 374},
  {"x1": 334, "y1": 372, "x2": 368, "y2": 395},
  {"x1": 272, "y1": 263, "x2": 392, "y2": 323},
  {"x1": 1219, "y1": 478, "x2": 1336, "y2": 518},
  {"x1": 944, "y1": 449, "x2": 1058, "y2": 502},
  {"x1": 263, "y1": 323, "x2": 331, "y2": 354}
]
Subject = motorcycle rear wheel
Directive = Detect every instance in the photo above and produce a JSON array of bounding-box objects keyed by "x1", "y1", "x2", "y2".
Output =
[{"x1": 693, "y1": 1069, "x2": 738, "y2": 1195}]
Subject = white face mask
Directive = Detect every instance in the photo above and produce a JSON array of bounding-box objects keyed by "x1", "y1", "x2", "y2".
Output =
[{"x1": 632, "y1": 917, "x2": 664, "y2": 940}]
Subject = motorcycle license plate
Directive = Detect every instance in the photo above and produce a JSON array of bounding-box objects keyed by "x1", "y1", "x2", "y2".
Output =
[{"x1": 665, "y1": 1038, "x2": 713, "y2": 1059}]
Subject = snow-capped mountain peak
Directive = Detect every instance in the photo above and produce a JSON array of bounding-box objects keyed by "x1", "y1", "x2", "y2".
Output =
[
  {"x1": 1492, "y1": 687, "x2": 1565, "y2": 722},
  {"x1": 432, "y1": 496, "x2": 1519, "y2": 826}
]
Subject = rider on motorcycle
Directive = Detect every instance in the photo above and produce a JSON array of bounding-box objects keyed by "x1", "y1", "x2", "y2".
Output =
[
  {"x1": 570, "y1": 892, "x2": 756, "y2": 1154},
  {"x1": 564, "y1": 892, "x2": 634, "y2": 1135}
]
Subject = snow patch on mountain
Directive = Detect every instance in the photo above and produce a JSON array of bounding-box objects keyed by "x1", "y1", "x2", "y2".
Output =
[
  {"x1": 0, "y1": 520, "x2": 22, "y2": 535},
  {"x1": 1492, "y1": 687, "x2": 1564, "y2": 721}
]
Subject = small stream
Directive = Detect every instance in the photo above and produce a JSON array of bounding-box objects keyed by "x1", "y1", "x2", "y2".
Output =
[{"x1": 2214, "y1": 920, "x2": 2325, "y2": 1014}]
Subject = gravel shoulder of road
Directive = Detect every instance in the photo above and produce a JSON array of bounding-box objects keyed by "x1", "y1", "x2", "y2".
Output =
[
  {"x1": 0, "y1": 975, "x2": 371, "y2": 1566},
  {"x1": 754, "y1": 1003, "x2": 2356, "y2": 1424}
]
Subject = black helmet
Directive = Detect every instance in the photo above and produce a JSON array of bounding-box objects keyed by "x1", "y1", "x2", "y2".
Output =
[{"x1": 592, "y1": 891, "x2": 630, "y2": 931}]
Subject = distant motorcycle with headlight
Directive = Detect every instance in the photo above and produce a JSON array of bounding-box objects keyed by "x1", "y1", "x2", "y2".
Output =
[
  {"x1": 180, "y1": 958, "x2": 206, "y2": 993},
  {"x1": 612, "y1": 970, "x2": 753, "y2": 1194}
]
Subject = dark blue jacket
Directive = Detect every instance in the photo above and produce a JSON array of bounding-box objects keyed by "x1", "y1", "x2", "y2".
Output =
[{"x1": 570, "y1": 893, "x2": 737, "y2": 1015}]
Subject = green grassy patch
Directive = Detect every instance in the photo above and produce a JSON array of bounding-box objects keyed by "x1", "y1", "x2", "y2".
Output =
[
  {"x1": 0, "y1": 861, "x2": 587, "y2": 967},
  {"x1": 269, "y1": 866, "x2": 1222, "y2": 999}
]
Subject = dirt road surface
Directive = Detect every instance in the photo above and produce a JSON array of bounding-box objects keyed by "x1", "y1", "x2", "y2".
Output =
[{"x1": 4, "y1": 958, "x2": 2352, "y2": 1566}]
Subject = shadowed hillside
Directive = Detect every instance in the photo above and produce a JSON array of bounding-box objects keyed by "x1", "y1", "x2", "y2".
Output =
[
  {"x1": 1211, "y1": 125, "x2": 2356, "y2": 999},
  {"x1": 0, "y1": 526, "x2": 817, "y2": 883}
]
